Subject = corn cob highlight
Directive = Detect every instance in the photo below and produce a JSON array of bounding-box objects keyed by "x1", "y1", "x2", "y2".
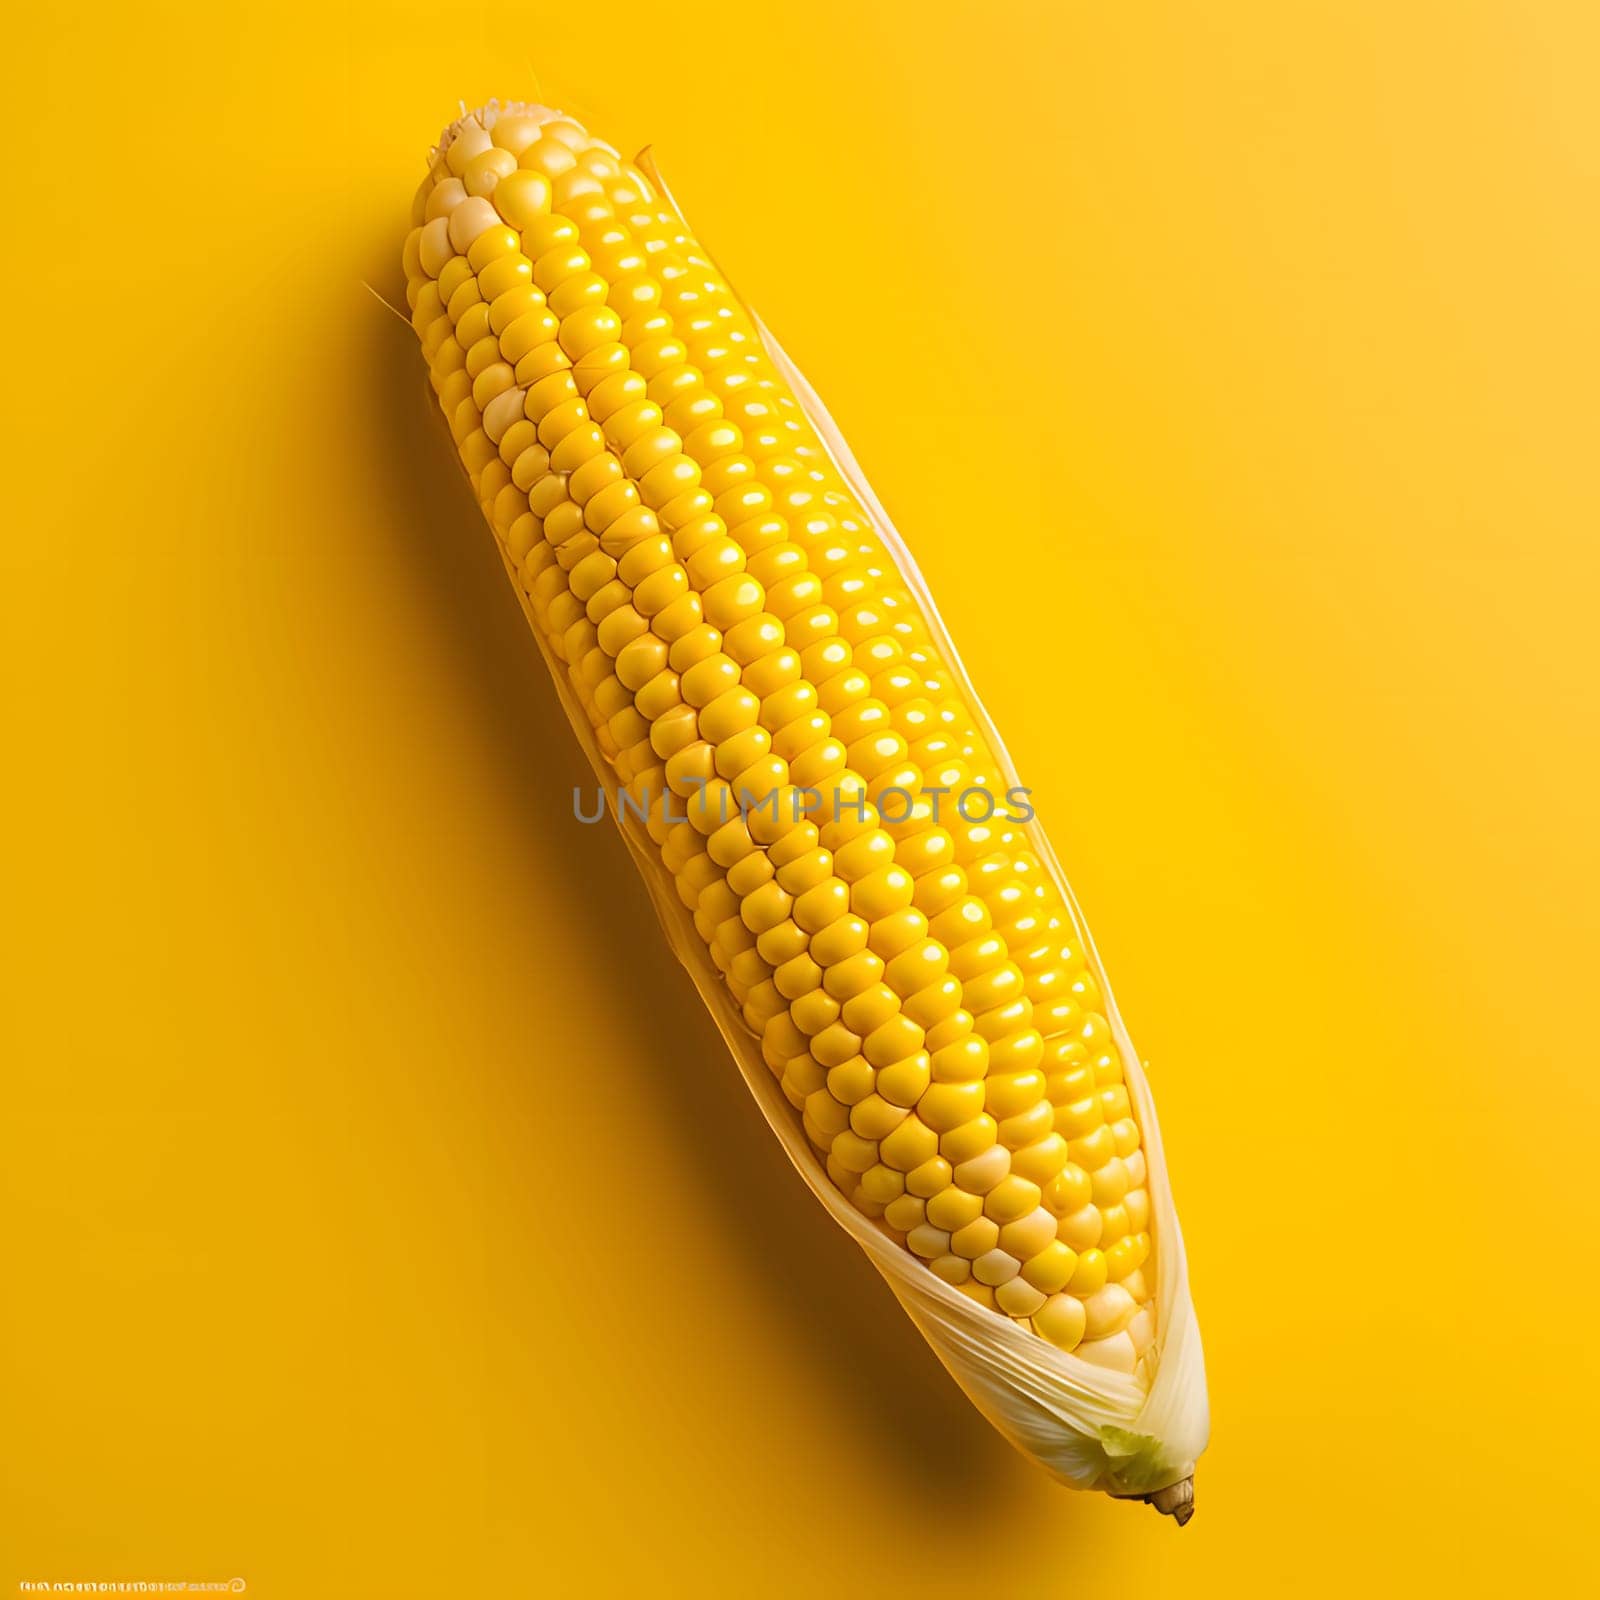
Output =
[{"x1": 401, "y1": 100, "x2": 1204, "y2": 1515}]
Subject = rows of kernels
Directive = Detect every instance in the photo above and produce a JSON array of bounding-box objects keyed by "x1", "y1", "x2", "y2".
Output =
[
  {"x1": 412, "y1": 147, "x2": 947, "y2": 1209},
  {"x1": 630, "y1": 216, "x2": 1157, "y2": 1359},
  {"x1": 595, "y1": 206, "x2": 1043, "y2": 1158},
  {"x1": 404, "y1": 104, "x2": 1153, "y2": 1374},
  {"x1": 534, "y1": 183, "x2": 1067, "y2": 1239},
  {"x1": 623, "y1": 195, "x2": 1158, "y2": 1364}
]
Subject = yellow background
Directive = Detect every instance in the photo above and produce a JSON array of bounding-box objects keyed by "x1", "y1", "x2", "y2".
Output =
[{"x1": 4, "y1": 2, "x2": 1597, "y2": 1594}]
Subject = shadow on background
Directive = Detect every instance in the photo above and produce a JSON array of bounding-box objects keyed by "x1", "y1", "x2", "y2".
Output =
[{"x1": 363, "y1": 306, "x2": 1023, "y2": 1507}]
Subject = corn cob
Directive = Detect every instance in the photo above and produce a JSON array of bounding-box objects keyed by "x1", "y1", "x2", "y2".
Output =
[{"x1": 401, "y1": 100, "x2": 1206, "y2": 1516}]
